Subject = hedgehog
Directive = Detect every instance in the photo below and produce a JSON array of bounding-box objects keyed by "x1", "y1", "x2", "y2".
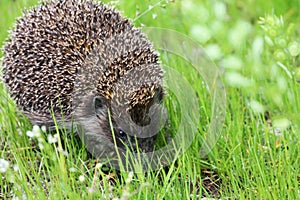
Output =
[{"x1": 2, "y1": 0, "x2": 166, "y2": 156}]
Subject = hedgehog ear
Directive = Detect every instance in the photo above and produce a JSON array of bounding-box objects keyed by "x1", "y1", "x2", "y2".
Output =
[
  {"x1": 153, "y1": 86, "x2": 164, "y2": 103},
  {"x1": 129, "y1": 86, "x2": 164, "y2": 126},
  {"x1": 93, "y1": 96, "x2": 107, "y2": 115}
]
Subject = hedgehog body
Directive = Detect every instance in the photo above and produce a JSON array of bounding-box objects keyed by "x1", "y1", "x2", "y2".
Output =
[{"x1": 2, "y1": 0, "x2": 164, "y2": 154}]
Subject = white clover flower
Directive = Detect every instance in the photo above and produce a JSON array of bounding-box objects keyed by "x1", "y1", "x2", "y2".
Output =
[
  {"x1": 26, "y1": 130, "x2": 35, "y2": 138},
  {"x1": 69, "y1": 167, "x2": 77, "y2": 172},
  {"x1": 210, "y1": 20, "x2": 225, "y2": 37},
  {"x1": 62, "y1": 151, "x2": 69, "y2": 156},
  {"x1": 32, "y1": 125, "x2": 41, "y2": 137},
  {"x1": 288, "y1": 41, "x2": 300, "y2": 57},
  {"x1": 125, "y1": 171, "x2": 134, "y2": 183},
  {"x1": 57, "y1": 147, "x2": 69, "y2": 156},
  {"x1": 252, "y1": 36, "x2": 264, "y2": 62},
  {"x1": 190, "y1": 25, "x2": 212, "y2": 44},
  {"x1": 78, "y1": 175, "x2": 85, "y2": 182},
  {"x1": 38, "y1": 143, "x2": 44, "y2": 150},
  {"x1": 12, "y1": 192, "x2": 27, "y2": 200},
  {"x1": 47, "y1": 134, "x2": 58, "y2": 144},
  {"x1": 87, "y1": 187, "x2": 95, "y2": 194},
  {"x1": 205, "y1": 44, "x2": 223, "y2": 60},
  {"x1": 13, "y1": 164, "x2": 19, "y2": 172},
  {"x1": 26, "y1": 125, "x2": 41, "y2": 138},
  {"x1": 221, "y1": 55, "x2": 243, "y2": 70},
  {"x1": 95, "y1": 162, "x2": 103, "y2": 169},
  {"x1": 228, "y1": 20, "x2": 252, "y2": 48},
  {"x1": 249, "y1": 100, "x2": 265, "y2": 114},
  {"x1": 41, "y1": 125, "x2": 47, "y2": 133},
  {"x1": 0, "y1": 158, "x2": 10, "y2": 173},
  {"x1": 38, "y1": 137, "x2": 43, "y2": 143},
  {"x1": 273, "y1": 118, "x2": 291, "y2": 132},
  {"x1": 17, "y1": 128, "x2": 23, "y2": 136},
  {"x1": 213, "y1": 1, "x2": 227, "y2": 20},
  {"x1": 152, "y1": 13, "x2": 157, "y2": 19},
  {"x1": 120, "y1": 191, "x2": 131, "y2": 199},
  {"x1": 225, "y1": 72, "x2": 253, "y2": 88}
]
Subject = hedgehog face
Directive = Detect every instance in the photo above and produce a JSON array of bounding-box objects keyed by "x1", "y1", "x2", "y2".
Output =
[
  {"x1": 92, "y1": 96, "x2": 157, "y2": 153},
  {"x1": 112, "y1": 127, "x2": 156, "y2": 153}
]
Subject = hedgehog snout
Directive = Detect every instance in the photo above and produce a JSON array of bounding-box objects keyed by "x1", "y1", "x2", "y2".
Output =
[
  {"x1": 110, "y1": 118, "x2": 156, "y2": 153},
  {"x1": 92, "y1": 96, "x2": 153, "y2": 152}
]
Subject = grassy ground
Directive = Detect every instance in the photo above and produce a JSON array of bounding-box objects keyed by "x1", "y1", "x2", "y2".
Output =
[{"x1": 1, "y1": 0, "x2": 300, "y2": 199}]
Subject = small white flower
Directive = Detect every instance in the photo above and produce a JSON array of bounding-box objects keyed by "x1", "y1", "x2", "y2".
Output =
[
  {"x1": 225, "y1": 72, "x2": 253, "y2": 88},
  {"x1": 13, "y1": 164, "x2": 19, "y2": 172},
  {"x1": 0, "y1": 158, "x2": 10, "y2": 173},
  {"x1": 41, "y1": 125, "x2": 47, "y2": 133},
  {"x1": 47, "y1": 134, "x2": 58, "y2": 144},
  {"x1": 95, "y1": 162, "x2": 103, "y2": 169},
  {"x1": 63, "y1": 150, "x2": 69, "y2": 156},
  {"x1": 249, "y1": 100, "x2": 265, "y2": 114},
  {"x1": 120, "y1": 191, "x2": 131, "y2": 199},
  {"x1": 69, "y1": 167, "x2": 77, "y2": 172},
  {"x1": 38, "y1": 137, "x2": 43, "y2": 143},
  {"x1": 11, "y1": 195, "x2": 20, "y2": 200},
  {"x1": 17, "y1": 128, "x2": 23, "y2": 136},
  {"x1": 32, "y1": 125, "x2": 40, "y2": 132},
  {"x1": 221, "y1": 55, "x2": 243, "y2": 70},
  {"x1": 125, "y1": 171, "x2": 134, "y2": 183},
  {"x1": 32, "y1": 125, "x2": 41, "y2": 137},
  {"x1": 26, "y1": 125, "x2": 42, "y2": 138},
  {"x1": 190, "y1": 25, "x2": 211, "y2": 44},
  {"x1": 273, "y1": 118, "x2": 291, "y2": 132},
  {"x1": 205, "y1": 44, "x2": 223, "y2": 60},
  {"x1": 12, "y1": 192, "x2": 27, "y2": 200},
  {"x1": 57, "y1": 147, "x2": 69, "y2": 156},
  {"x1": 213, "y1": 1, "x2": 227, "y2": 20},
  {"x1": 87, "y1": 187, "x2": 94, "y2": 194},
  {"x1": 228, "y1": 20, "x2": 252, "y2": 48},
  {"x1": 26, "y1": 131, "x2": 35, "y2": 138},
  {"x1": 152, "y1": 13, "x2": 157, "y2": 19},
  {"x1": 148, "y1": 5, "x2": 153, "y2": 10},
  {"x1": 38, "y1": 143, "x2": 44, "y2": 150},
  {"x1": 78, "y1": 175, "x2": 85, "y2": 182},
  {"x1": 288, "y1": 41, "x2": 300, "y2": 57}
]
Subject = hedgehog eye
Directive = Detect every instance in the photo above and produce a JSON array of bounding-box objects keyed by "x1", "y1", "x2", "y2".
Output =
[{"x1": 118, "y1": 129, "x2": 126, "y2": 137}]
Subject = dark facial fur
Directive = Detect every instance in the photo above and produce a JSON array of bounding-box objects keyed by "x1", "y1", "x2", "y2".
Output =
[{"x1": 75, "y1": 95, "x2": 159, "y2": 154}]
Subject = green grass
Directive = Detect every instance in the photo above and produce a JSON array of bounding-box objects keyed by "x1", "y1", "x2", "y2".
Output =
[{"x1": 1, "y1": 0, "x2": 300, "y2": 199}]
